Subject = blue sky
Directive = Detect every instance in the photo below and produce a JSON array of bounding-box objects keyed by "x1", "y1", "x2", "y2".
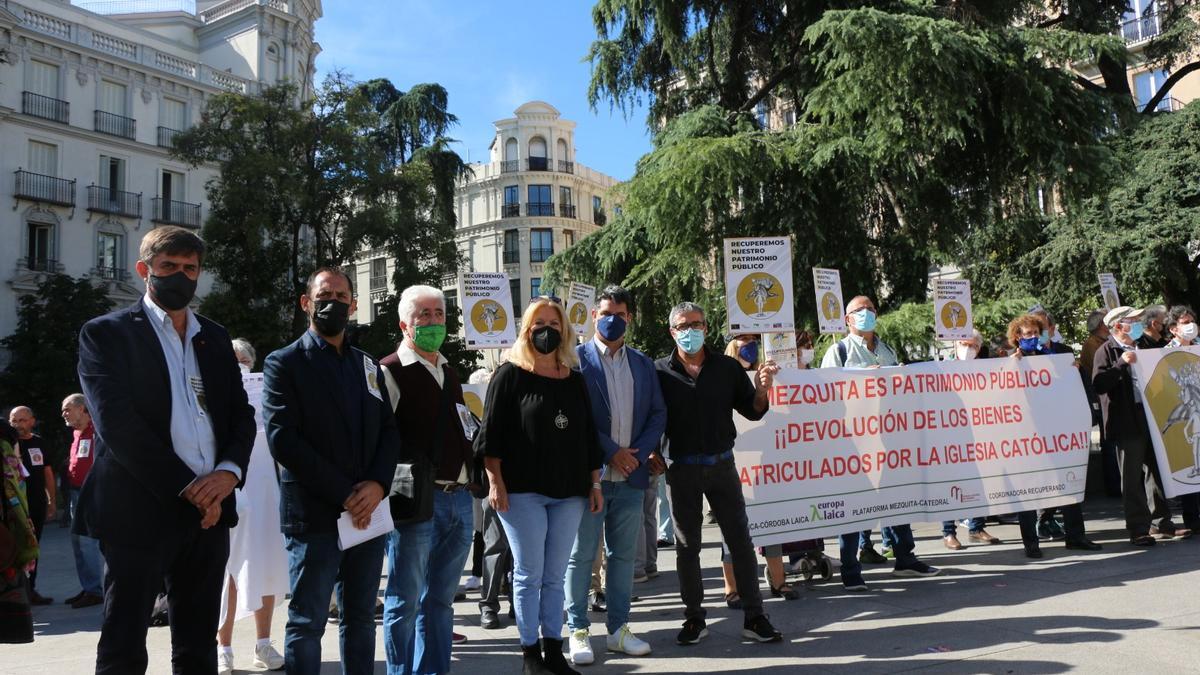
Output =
[{"x1": 314, "y1": 0, "x2": 652, "y2": 181}]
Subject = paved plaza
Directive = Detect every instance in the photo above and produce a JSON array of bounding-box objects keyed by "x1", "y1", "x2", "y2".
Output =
[{"x1": 5, "y1": 497, "x2": 1198, "y2": 674}]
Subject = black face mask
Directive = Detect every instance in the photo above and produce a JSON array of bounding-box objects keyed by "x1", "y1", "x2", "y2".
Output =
[
  {"x1": 310, "y1": 298, "x2": 351, "y2": 337},
  {"x1": 148, "y1": 271, "x2": 197, "y2": 311},
  {"x1": 531, "y1": 326, "x2": 562, "y2": 355}
]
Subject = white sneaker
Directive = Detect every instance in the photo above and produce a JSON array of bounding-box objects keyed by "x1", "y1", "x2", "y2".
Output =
[
  {"x1": 217, "y1": 649, "x2": 234, "y2": 675},
  {"x1": 252, "y1": 641, "x2": 285, "y2": 670},
  {"x1": 569, "y1": 628, "x2": 595, "y2": 665},
  {"x1": 464, "y1": 575, "x2": 482, "y2": 591},
  {"x1": 606, "y1": 624, "x2": 651, "y2": 656}
]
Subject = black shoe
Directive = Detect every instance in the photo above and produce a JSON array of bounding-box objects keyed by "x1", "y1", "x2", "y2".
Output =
[
  {"x1": 541, "y1": 637, "x2": 580, "y2": 675},
  {"x1": 1024, "y1": 544, "x2": 1044, "y2": 559},
  {"x1": 454, "y1": 590, "x2": 467, "y2": 602},
  {"x1": 523, "y1": 644, "x2": 552, "y2": 675},
  {"x1": 857, "y1": 546, "x2": 888, "y2": 565},
  {"x1": 481, "y1": 607, "x2": 500, "y2": 629},
  {"x1": 742, "y1": 614, "x2": 783, "y2": 643},
  {"x1": 29, "y1": 590, "x2": 53, "y2": 606},
  {"x1": 676, "y1": 618, "x2": 708, "y2": 645},
  {"x1": 588, "y1": 590, "x2": 606, "y2": 612},
  {"x1": 71, "y1": 592, "x2": 103, "y2": 609},
  {"x1": 1064, "y1": 538, "x2": 1102, "y2": 551},
  {"x1": 63, "y1": 591, "x2": 85, "y2": 605},
  {"x1": 657, "y1": 538, "x2": 674, "y2": 549}
]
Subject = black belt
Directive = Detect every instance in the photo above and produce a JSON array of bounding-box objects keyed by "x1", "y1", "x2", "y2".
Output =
[{"x1": 673, "y1": 450, "x2": 734, "y2": 466}]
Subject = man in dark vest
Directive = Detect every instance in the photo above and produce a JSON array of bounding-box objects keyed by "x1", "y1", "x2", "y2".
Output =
[{"x1": 380, "y1": 285, "x2": 476, "y2": 675}]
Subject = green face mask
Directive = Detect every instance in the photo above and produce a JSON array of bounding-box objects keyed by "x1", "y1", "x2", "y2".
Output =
[{"x1": 411, "y1": 323, "x2": 447, "y2": 352}]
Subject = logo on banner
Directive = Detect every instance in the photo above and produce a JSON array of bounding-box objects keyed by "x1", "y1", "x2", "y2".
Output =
[
  {"x1": 1104, "y1": 289, "x2": 1119, "y2": 311},
  {"x1": 463, "y1": 391, "x2": 484, "y2": 419},
  {"x1": 1144, "y1": 351, "x2": 1200, "y2": 478},
  {"x1": 737, "y1": 273, "x2": 784, "y2": 319},
  {"x1": 470, "y1": 301, "x2": 508, "y2": 336},
  {"x1": 569, "y1": 302, "x2": 588, "y2": 327},
  {"x1": 940, "y1": 301, "x2": 969, "y2": 330},
  {"x1": 949, "y1": 485, "x2": 980, "y2": 503},
  {"x1": 820, "y1": 292, "x2": 842, "y2": 321}
]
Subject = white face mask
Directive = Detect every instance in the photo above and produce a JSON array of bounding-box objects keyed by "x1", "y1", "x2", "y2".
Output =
[
  {"x1": 800, "y1": 349, "x2": 815, "y2": 365},
  {"x1": 955, "y1": 345, "x2": 978, "y2": 361},
  {"x1": 1179, "y1": 322, "x2": 1199, "y2": 343}
]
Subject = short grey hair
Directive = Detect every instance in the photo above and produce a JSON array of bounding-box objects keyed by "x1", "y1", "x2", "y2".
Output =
[
  {"x1": 1086, "y1": 309, "x2": 1107, "y2": 334},
  {"x1": 468, "y1": 368, "x2": 493, "y2": 385},
  {"x1": 63, "y1": 393, "x2": 87, "y2": 412},
  {"x1": 398, "y1": 285, "x2": 446, "y2": 324},
  {"x1": 231, "y1": 338, "x2": 256, "y2": 366},
  {"x1": 1031, "y1": 308, "x2": 1055, "y2": 327},
  {"x1": 1143, "y1": 305, "x2": 1167, "y2": 325},
  {"x1": 668, "y1": 301, "x2": 705, "y2": 327}
]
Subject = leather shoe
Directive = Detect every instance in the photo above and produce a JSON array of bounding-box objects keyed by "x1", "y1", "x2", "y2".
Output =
[
  {"x1": 1024, "y1": 544, "x2": 1043, "y2": 559},
  {"x1": 943, "y1": 534, "x2": 964, "y2": 550},
  {"x1": 71, "y1": 592, "x2": 103, "y2": 609},
  {"x1": 1064, "y1": 538, "x2": 1102, "y2": 551},
  {"x1": 968, "y1": 529, "x2": 1001, "y2": 544},
  {"x1": 64, "y1": 591, "x2": 84, "y2": 605},
  {"x1": 480, "y1": 607, "x2": 500, "y2": 630},
  {"x1": 29, "y1": 590, "x2": 53, "y2": 606}
]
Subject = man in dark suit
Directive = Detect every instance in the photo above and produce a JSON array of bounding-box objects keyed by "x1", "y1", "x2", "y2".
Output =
[
  {"x1": 76, "y1": 225, "x2": 255, "y2": 674},
  {"x1": 263, "y1": 267, "x2": 400, "y2": 675}
]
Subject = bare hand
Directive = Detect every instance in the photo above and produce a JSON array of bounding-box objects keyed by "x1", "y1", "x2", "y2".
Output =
[
  {"x1": 343, "y1": 481, "x2": 385, "y2": 528},
  {"x1": 489, "y1": 482, "x2": 509, "y2": 513},
  {"x1": 184, "y1": 470, "x2": 239, "y2": 512},
  {"x1": 199, "y1": 503, "x2": 220, "y2": 529},
  {"x1": 609, "y1": 447, "x2": 639, "y2": 477},
  {"x1": 1010, "y1": 351, "x2": 1023, "y2": 361},
  {"x1": 756, "y1": 360, "x2": 780, "y2": 390},
  {"x1": 589, "y1": 487, "x2": 604, "y2": 513},
  {"x1": 1121, "y1": 351, "x2": 1137, "y2": 365},
  {"x1": 646, "y1": 452, "x2": 667, "y2": 476}
]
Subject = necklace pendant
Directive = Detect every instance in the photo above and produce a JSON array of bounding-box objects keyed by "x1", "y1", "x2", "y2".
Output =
[{"x1": 555, "y1": 410, "x2": 569, "y2": 429}]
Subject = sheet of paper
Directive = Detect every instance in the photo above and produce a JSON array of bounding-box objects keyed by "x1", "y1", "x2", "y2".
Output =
[{"x1": 336, "y1": 498, "x2": 393, "y2": 550}]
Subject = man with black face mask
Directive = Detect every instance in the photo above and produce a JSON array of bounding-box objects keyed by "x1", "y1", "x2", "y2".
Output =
[
  {"x1": 76, "y1": 225, "x2": 256, "y2": 674},
  {"x1": 263, "y1": 267, "x2": 400, "y2": 675}
]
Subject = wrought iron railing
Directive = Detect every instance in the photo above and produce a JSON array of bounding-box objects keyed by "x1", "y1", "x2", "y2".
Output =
[
  {"x1": 22, "y1": 91, "x2": 70, "y2": 124},
  {"x1": 152, "y1": 197, "x2": 201, "y2": 227},
  {"x1": 95, "y1": 110, "x2": 136, "y2": 140},
  {"x1": 14, "y1": 170, "x2": 75, "y2": 206},
  {"x1": 87, "y1": 185, "x2": 142, "y2": 218}
]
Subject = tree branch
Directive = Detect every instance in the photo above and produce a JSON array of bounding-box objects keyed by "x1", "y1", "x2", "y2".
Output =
[
  {"x1": 1036, "y1": 13, "x2": 1068, "y2": 29},
  {"x1": 1141, "y1": 61, "x2": 1200, "y2": 113},
  {"x1": 735, "y1": 63, "x2": 798, "y2": 118},
  {"x1": 1072, "y1": 74, "x2": 1108, "y2": 94}
]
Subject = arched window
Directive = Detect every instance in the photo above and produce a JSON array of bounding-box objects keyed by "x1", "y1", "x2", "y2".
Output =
[
  {"x1": 504, "y1": 137, "x2": 519, "y2": 161},
  {"x1": 556, "y1": 138, "x2": 568, "y2": 161},
  {"x1": 267, "y1": 43, "x2": 282, "y2": 82},
  {"x1": 528, "y1": 136, "x2": 548, "y2": 171}
]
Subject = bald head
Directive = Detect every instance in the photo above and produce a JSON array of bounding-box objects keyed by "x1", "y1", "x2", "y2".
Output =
[{"x1": 8, "y1": 406, "x2": 35, "y2": 439}]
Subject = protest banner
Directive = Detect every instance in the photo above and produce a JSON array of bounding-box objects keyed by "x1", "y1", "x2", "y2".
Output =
[
  {"x1": 730, "y1": 355, "x2": 1092, "y2": 545},
  {"x1": 566, "y1": 282, "x2": 596, "y2": 337},
  {"x1": 462, "y1": 272, "x2": 517, "y2": 349},
  {"x1": 813, "y1": 267, "x2": 847, "y2": 335},
  {"x1": 1098, "y1": 273, "x2": 1121, "y2": 311},
  {"x1": 763, "y1": 332, "x2": 799, "y2": 369},
  {"x1": 725, "y1": 237, "x2": 795, "y2": 333},
  {"x1": 934, "y1": 278, "x2": 974, "y2": 341},
  {"x1": 1131, "y1": 345, "x2": 1200, "y2": 498}
]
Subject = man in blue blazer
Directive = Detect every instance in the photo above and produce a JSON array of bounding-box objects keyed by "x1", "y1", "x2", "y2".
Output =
[
  {"x1": 263, "y1": 267, "x2": 400, "y2": 675},
  {"x1": 564, "y1": 285, "x2": 667, "y2": 666},
  {"x1": 76, "y1": 226, "x2": 255, "y2": 674}
]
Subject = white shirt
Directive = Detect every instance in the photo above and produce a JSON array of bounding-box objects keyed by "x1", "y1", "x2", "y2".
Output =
[
  {"x1": 396, "y1": 341, "x2": 448, "y2": 391},
  {"x1": 141, "y1": 294, "x2": 241, "y2": 484},
  {"x1": 593, "y1": 336, "x2": 635, "y2": 482}
]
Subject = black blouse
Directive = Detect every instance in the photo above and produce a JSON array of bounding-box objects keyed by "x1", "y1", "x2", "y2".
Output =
[{"x1": 476, "y1": 362, "x2": 604, "y2": 498}]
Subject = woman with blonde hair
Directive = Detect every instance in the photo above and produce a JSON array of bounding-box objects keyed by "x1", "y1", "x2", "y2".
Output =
[{"x1": 476, "y1": 297, "x2": 604, "y2": 675}]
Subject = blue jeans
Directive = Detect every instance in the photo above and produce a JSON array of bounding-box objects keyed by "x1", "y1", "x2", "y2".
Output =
[
  {"x1": 839, "y1": 525, "x2": 917, "y2": 582},
  {"x1": 498, "y1": 493, "x2": 587, "y2": 647},
  {"x1": 565, "y1": 481, "x2": 644, "y2": 633},
  {"x1": 284, "y1": 530, "x2": 386, "y2": 675},
  {"x1": 385, "y1": 490, "x2": 474, "y2": 675},
  {"x1": 941, "y1": 517, "x2": 986, "y2": 536},
  {"x1": 656, "y1": 474, "x2": 674, "y2": 542},
  {"x1": 69, "y1": 489, "x2": 103, "y2": 595}
]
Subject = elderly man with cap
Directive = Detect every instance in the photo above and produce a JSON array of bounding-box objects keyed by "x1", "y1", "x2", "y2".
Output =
[{"x1": 1093, "y1": 306, "x2": 1187, "y2": 546}]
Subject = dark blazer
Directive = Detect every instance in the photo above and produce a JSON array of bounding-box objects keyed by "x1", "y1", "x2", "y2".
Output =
[
  {"x1": 263, "y1": 331, "x2": 400, "y2": 535},
  {"x1": 576, "y1": 340, "x2": 667, "y2": 489},
  {"x1": 1092, "y1": 336, "x2": 1148, "y2": 441},
  {"x1": 75, "y1": 300, "x2": 255, "y2": 547}
]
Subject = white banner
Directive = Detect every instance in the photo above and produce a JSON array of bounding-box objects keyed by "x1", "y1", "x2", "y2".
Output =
[
  {"x1": 566, "y1": 282, "x2": 596, "y2": 338},
  {"x1": 462, "y1": 273, "x2": 517, "y2": 349},
  {"x1": 1132, "y1": 345, "x2": 1200, "y2": 498},
  {"x1": 724, "y1": 237, "x2": 794, "y2": 333},
  {"x1": 1098, "y1": 273, "x2": 1121, "y2": 311},
  {"x1": 763, "y1": 332, "x2": 798, "y2": 369},
  {"x1": 812, "y1": 267, "x2": 847, "y2": 335},
  {"x1": 934, "y1": 278, "x2": 974, "y2": 341},
  {"x1": 732, "y1": 355, "x2": 1092, "y2": 544}
]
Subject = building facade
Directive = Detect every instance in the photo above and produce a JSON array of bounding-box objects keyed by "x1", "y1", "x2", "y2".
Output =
[
  {"x1": 0, "y1": 0, "x2": 321, "y2": 359},
  {"x1": 352, "y1": 101, "x2": 621, "y2": 329}
]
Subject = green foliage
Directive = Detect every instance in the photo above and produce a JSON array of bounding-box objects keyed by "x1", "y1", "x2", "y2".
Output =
[{"x1": 0, "y1": 276, "x2": 114, "y2": 465}]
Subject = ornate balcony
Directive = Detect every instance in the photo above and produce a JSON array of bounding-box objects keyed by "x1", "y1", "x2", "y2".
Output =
[
  {"x1": 14, "y1": 170, "x2": 75, "y2": 207},
  {"x1": 527, "y1": 202, "x2": 554, "y2": 217},
  {"x1": 158, "y1": 126, "x2": 182, "y2": 148},
  {"x1": 152, "y1": 197, "x2": 201, "y2": 227},
  {"x1": 22, "y1": 92, "x2": 70, "y2": 124},
  {"x1": 87, "y1": 186, "x2": 142, "y2": 218},
  {"x1": 95, "y1": 110, "x2": 136, "y2": 140},
  {"x1": 558, "y1": 204, "x2": 577, "y2": 219},
  {"x1": 501, "y1": 204, "x2": 521, "y2": 218}
]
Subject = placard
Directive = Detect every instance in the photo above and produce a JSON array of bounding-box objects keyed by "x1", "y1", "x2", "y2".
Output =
[
  {"x1": 724, "y1": 237, "x2": 795, "y2": 332},
  {"x1": 933, "y1": 278, "x2": 974, "y2": 341},
  {"x1": 763, "y1": 332, "x2": 798, "y2": 369},
  {"x1": 813, "y1": 267, "x2": 847, "y2": 335},
  {"x1": 1098, "y1": 273, "x2": 1121, "y2": 311},
  {"x1": 1132, "y1": 345, "x2": 1200, "y2": 498},
  {"x1": 462, "y1": 273, "x2": 517, "y2": 349},
  {"x1": 566, "y1": 282, "x2": 596, "y2": 337}
]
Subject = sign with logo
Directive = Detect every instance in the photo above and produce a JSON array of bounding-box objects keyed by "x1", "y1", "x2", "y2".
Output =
[
  {"x1": 566, "y1": 282, "x2": 596, "y2": 337},
  {"x1": 1098, "y1": 273, "x2": 1121, "y2": 311},
  {"x1": 812, "y1": 267, "x2": 846, "y2": 336},
  {"x1": 763, "y1": 332, "x2": 799, "y2": 369},
  {"x1": 731, "y1": 355, "x2": 1091, "y2": 544},
  {"x1": 1132, "y1": 345, "x2": 1200, "y2": 498},
  {"x1": 462, "y1": 273, "x2": 517, "y2": 349},
  {"x1": 461, "y1": 382, "x2": 487, "y2": 420},
  {"x1": 933, "y1": 278, "x2": 974, "y2": 341},
  {"x1": 724, "y1": 237, "x2": 794, "y2": 333}
]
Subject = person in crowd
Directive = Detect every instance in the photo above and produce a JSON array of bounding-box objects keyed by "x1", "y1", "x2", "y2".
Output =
[
  {"x1": 1079, "y1": 310, "x2": 1122, "y2": 498},
  {"x1": 1163, "y1": 306, "x2": 1200, "y2": 531},
  {"x1": 656, "y1": 302, "x2": 783, "y2": 646},
  {"x1": 264, "y1": 267, "x2": 400, "y2": 675},
  {"x1": 466, "y1": 369, "x2": 494, "y2": 599},
  {"x1": 217, "y1": 339, "x2": 288, "y2": 673},
  {"x1": 1080, "y1": 310, "x2": 1110, "y2": 376},
  {"x1": 1093, "y1": 306, "x2": 1183, "y2": 546},
  {"x1": 477, "y1": 296, "x2": 603, "y2": 675},
  {"x1": 1138, "y1": 305, "x2": 1171, "y2": 349},
  {"x1": 59, "y1": 394, "x2": 102, "y2": 609},
  {"x1": 75, "y1": 226, "x2": 256, "y2": 673},
  {"x1": 1, "y1": 418, "x2": 37, "y2": 644},
  {"x1": 716, "y1": 333, "x2": 797, "y2": 604},
  {"x1": 1008, "y1": 314, "x2": 1102, "y2": 557},
  {"x1": 565, "y1": 285, "x2": 667, "y2": 665},
  {"x1": 378, "y1": 285, "x2": 476, "y2": 675},
  {"x1": 470, "y1": 366, "x2": 515, "y2": 631},
  {"x1": 1029, "y1": 309, "x2": 1082, "y2": 541},
  {"x1": 8, "y1": 407, "x2": 54, "y2": 605},
  {"x1": 941, "y1": 332, "x2": 1001, "y2": 551},
  {"x1": 821, "y1": 296, "x2": 941, "y2": 590}
]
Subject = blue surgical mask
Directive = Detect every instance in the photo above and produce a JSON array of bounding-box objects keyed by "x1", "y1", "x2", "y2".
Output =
[
  {"x1": 1128, "y1": 321, "x2": 1145, "y2": 341},
  {"x1": 596, "y1": 314, "x2": 627, "y2": 341},
  {"x1": 675, "y1": 328, "x2": 705, "y2": 355},
  {"x1": 737, "y1": 341, "x2": 759, "y2": 365},
  {"x1": 852, "y1": 309, "x2": 877, "y2": 332},
  {"x1": 1039, "y1": 330, "x2": 1051, "y2": 346},
  {"x1": 1018, "y1": 337, "x2": 1041, "y2": 353}
]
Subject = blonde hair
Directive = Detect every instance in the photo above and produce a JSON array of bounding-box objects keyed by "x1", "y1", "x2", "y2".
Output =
[{"x1": 508, "y1": 298, "x2": 579, "y2": 371}]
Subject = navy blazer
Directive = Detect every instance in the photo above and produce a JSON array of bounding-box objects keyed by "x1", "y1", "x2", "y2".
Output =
[
  {"x1": 75, "y1": 300, "x2": 255, "y2": 547},
  {"x1": 576, "y1": 339, "x2": 668, "y2": 489},
  {"x1": 263, "y1": 331, "x2": 400, "y2": 535}
]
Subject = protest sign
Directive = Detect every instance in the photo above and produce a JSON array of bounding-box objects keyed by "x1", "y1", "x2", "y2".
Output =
[
  {"x1": 724, "y1": 237, "x2": 794, "y2": 332},
  {"x1": 566, "y1": 282, "x2": 596, "y2": 337},
  {"x1": 763, "y1": 332, "x2": 799, "y2": 369},
  {"x1": 813, "y1": 268, "x2": 847, "y2": 335},
  {"x1": 1098, "y1": 273, "x2": 1121, "y2": 311},
  {"x1": 934, "y1": 278, "x2": 974, "y2": 341},
  {"x1": 730, "y1": 355, "x2": 1092, "y2": 545},
  {"x1": 462, "y1": 273, "x2": 517, "y2": 349},
  {"x1": 1132, "y1": 345, "x2": 1200, "y2": 498}
]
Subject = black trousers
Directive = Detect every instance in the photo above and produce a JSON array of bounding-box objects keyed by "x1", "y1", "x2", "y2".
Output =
[
  {"x1": 96, "y1": 522, "x2": 229, "y2": 675},
  {"x1": 27, "y1": 498, "x2": 46, "y2": 590},
  {"x1": 478, "y1": 500, "x2": 512, "y2": 613}
]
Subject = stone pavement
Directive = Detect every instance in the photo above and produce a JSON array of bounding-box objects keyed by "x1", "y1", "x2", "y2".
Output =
[{"x1": 5, "y1": 497, "x2": 1199, "y2": 674}]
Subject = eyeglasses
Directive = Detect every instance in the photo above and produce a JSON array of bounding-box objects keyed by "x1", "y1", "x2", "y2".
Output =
[
  {"x1": 536, "y1": 295, "x2": 563, "y2": 306},
  {"x1": 673, "y1": 321, "x2": 707, "y2": 332}
]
